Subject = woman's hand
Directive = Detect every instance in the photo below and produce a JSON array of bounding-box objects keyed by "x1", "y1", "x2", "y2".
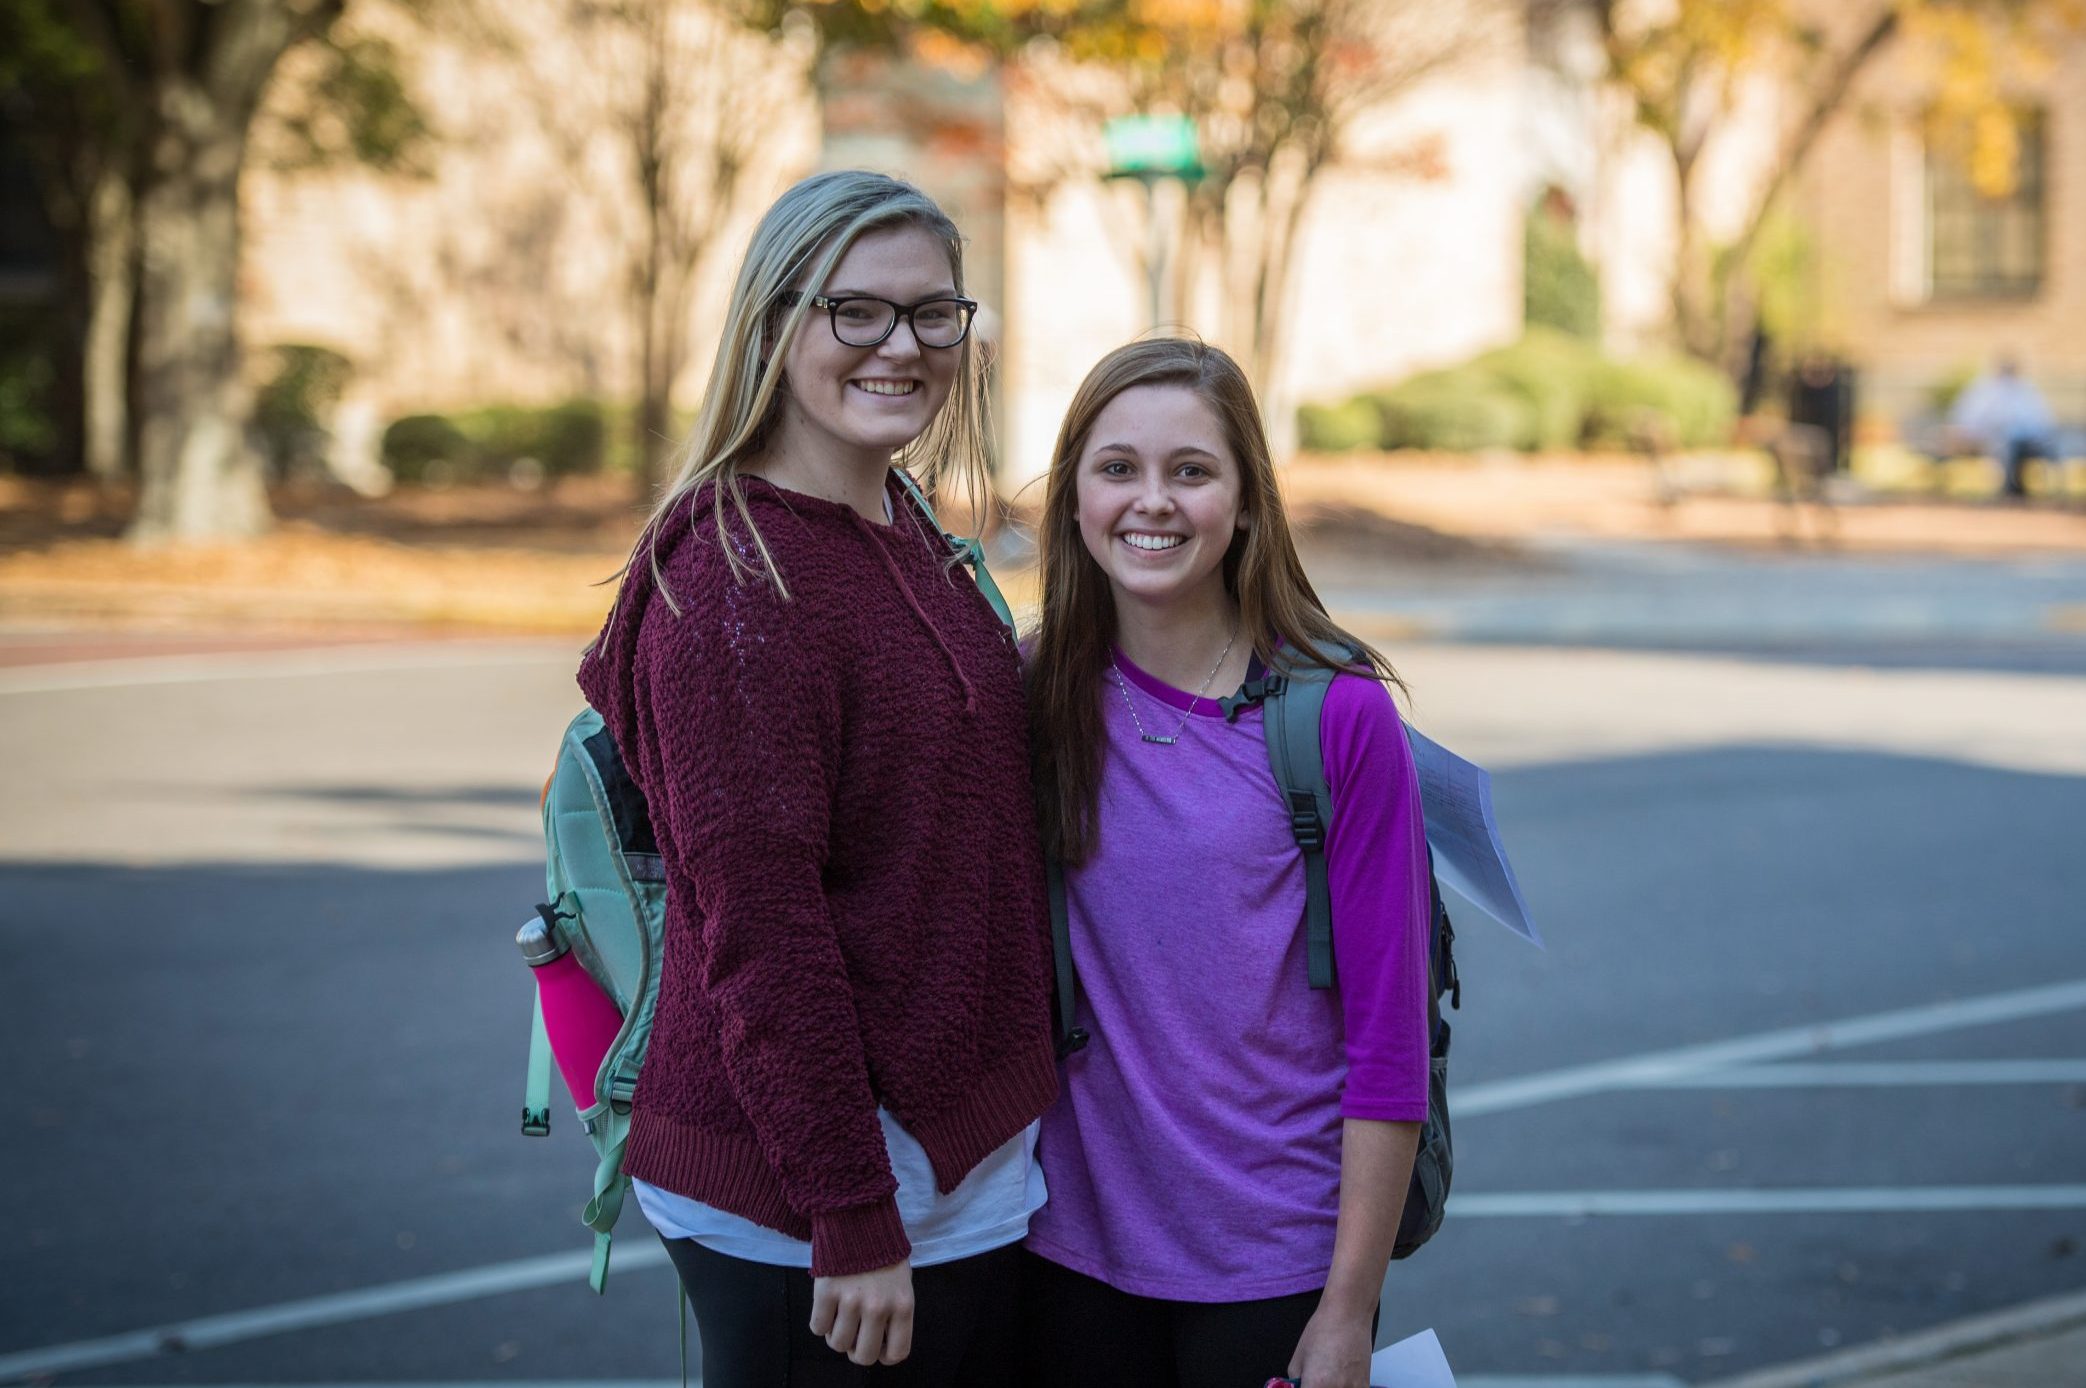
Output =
[
  {"x1": 1286, "y1": 1300, "x2": 1374, "y2": 1388},
  {"x1": 1289, "y1": 1118, "x2": 1421, "y2": 1386},
  {"x1": 810, "y1": 1258, "x2": 915, "y2": 1366}
]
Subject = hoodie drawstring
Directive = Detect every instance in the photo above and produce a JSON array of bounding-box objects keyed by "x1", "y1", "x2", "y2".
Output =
[{"x1": 849, "y1": 511, "x2": 980, "y2": 713}]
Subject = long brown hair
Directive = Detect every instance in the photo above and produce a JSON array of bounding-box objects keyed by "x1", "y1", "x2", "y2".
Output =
[{"x1": 1027, "y1": 337, "x2": 1405, "y2": 866}]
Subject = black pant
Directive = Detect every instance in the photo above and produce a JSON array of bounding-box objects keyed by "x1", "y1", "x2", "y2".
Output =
[
  {"x1": 2002, "y1": 436, "x2": 2054, "y2": 497},
  {"x1": 662, "y1": 1236, "x2": 1022, "y2": 1387},
  {"x1": 1019, "y1": 1250, "x2": 1365, "y2": 1388}
]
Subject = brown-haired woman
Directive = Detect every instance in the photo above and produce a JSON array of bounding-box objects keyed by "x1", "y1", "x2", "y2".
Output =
[{"x1": 1022, "y1": 338, "x2": 1432, "y2": 1388}]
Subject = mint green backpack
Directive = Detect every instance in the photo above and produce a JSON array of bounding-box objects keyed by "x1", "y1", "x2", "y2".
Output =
[
  {"x1": 524, "y1": 707, "x2": 666, "y2": 1293},
  {"x1": 521, "y1": 473, "x2": 1013, "y2": 1293}
]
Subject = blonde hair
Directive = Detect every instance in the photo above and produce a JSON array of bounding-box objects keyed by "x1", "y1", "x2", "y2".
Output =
[
  {"x1": 627, "y1": 170, "x2": 992, "y2": 609},
  {"x1": 1027, "y1": 337, "x2": 1403, "y2": 864}
]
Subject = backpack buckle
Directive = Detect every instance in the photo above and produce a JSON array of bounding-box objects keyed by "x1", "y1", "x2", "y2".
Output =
[
  {"x1": 1287, "y1": 792, "x2": 1325, "y2": 852},
  {"x1": 522, "y1": 1106, "x2": 551, "y2": 1137},
  {"x1": 1055, "y1": 1027, "x2": 1090, "y2": 1060},
  {"x1": 1220, "y1": 673, "x2": 1286, "y2": 723},
  {"x1": 1438, "y1": 908, "x2": 1460, "y2": 1010},
  {"x1": 608, "y1": 1073, "x2": 638, "y2": 1116}
]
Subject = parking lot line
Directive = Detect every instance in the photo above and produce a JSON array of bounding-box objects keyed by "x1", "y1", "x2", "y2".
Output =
[
  {"x1": 0, "y1": 1245, "x2": 671, "y2": 1382},
  {"x1": 1452, "y1": 1185, "x2": 2086, "y2": 1217},
  {"x1": 9, "y1": 978, "x2": 2081, "y2": 1383},
  {"x1": 1632, "y1": 1059, "x2": 2086, "y2": 1087},
  {"x1": 0, "y1": 1380, "x2": 1689, "y2": 1388},
  {"x1": 1459, "y1": 977, "x2": 2086, "y2": 1117}
]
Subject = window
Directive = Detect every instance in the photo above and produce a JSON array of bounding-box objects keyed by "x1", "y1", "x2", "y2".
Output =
[{"x1": 1926, "y1": 109, "x2": 2047, "y2": 300}]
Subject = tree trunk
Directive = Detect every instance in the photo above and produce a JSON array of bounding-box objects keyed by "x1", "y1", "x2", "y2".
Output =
[
  {"x1": 637, "y1": 375, "x2": 672, "y2": 498},
  {"x1": 1244, "y1": 153, "x2": 1317, "y2": 463},
  {"x1": 635, "y1": 216, "x2": 669, "y2": 495},
  {"x1": 84, "y1": 164, "x2": 137, "y2": 483},
  {"x1": 129, "y1": 95, "x2": 270, "y2": 543},
  {"x1": 1669, "y1": 153, "x2": 1719, "y2": 361},
  {"x1": 122, "y1": 0, "x2": 342, "y2": 542}
]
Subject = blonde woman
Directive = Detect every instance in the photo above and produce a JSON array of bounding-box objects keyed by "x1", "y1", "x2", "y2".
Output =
[
  {"x1": 1022, "y1": 339, "x2": 1430, "y2": 1388},
  {"x1": 578, "y1": 171, "x2": 1058, "y2": 1385}
]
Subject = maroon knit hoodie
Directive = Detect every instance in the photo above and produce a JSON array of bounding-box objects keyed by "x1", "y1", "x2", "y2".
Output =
[{"x1": 576, "y1": 473, "x2": 1059, "y2": 1277}]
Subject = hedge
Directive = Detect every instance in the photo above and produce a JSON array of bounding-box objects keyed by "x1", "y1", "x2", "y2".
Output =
[
  {"x1": 255, "y1": 344, "x2": 354, "y2": 476},
  {"x1": 1299, "y1": 331, "x2": 1737, "y2": 453},
  {"x1": 381, "y1": 399, "x2": 608, "y2": 484}
]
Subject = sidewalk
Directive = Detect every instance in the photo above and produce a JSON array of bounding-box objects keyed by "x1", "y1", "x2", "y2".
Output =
[
  {"x1": 1283, "y1": 454, "x2": 2086, "y2": 558},
  {"x1": 6, "y1": 458, "x2": 2086, "y2": 638},
  {"x1": 1702, "y1": 1288, "x2": 2086, "y2": 1388}
]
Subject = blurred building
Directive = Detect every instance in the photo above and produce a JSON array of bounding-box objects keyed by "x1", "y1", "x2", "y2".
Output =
[
  {"x1": 234, "y1": 1, "x2": 2085, "y2": 489},
  {"x1": 1798, "y1": 28, "x2": 2086, "y2": 429},
  {"x1": 239, "y1": 0, "x2": 1536, "y2": 490},
  {"x1": 1528, "y1": 0, "x2": 2086, "y2": 435},
  {"x1": 240, "y1": 2, "x2": 819, "y2": 436}
]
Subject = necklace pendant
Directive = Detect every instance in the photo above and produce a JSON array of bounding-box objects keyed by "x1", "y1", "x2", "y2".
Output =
[{"x1": 1140, "y1": 733, "x2": 1179, "y2": 745}]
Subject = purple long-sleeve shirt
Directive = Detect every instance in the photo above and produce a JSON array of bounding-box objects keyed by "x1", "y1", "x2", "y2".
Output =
[{"x1": 1026, "y1": 649, "x2": 1430, "y2": 1301}]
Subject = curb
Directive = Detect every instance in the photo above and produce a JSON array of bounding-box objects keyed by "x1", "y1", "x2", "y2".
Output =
[{"x1": 1699, "y1": 1285, "x2": 2086, "y2": 1388}]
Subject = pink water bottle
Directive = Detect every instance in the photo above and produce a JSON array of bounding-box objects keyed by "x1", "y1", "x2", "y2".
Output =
[{"x1": 517, "y1": 911, "x2": 624, "y2": 1109}]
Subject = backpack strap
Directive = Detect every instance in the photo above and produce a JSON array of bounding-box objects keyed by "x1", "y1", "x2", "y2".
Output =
[
  {"x1": 522, "y1": 993, "x2": 553, "y2": 1137},
  {"x1": 581, "y1": 1134, "x2": 629, "y2": 1293},
  {"x1": 1260, "y1": 655, "x2": 1340, "y2": 990},
  {"x1": 1046, "y1": 857, "x2": 1088, "y2": 1057},
  {"x1": 891, "y1": 467, "x2": 1015, "y2": 632}
]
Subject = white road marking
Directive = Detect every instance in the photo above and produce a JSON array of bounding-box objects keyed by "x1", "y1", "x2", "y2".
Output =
[
  {"x1": 1459, "y1": 977, "x2": 2086, "y2": 1116},
  {"x1": 1451, "y1": 1186, "x2": 2086, "y2": 1217},
  {"x1": 1633, "y1": 1059, "x2": 2086, "y2": 1088},
  {"x1": 1698, "y1": 1284, "x2": 2086, "y2": 1388},
  {"x1": 0, "y1": 1381, "x2": 1688, "y2": 1388},
  {"x1": 1462, "y1": 1380, "x2": 1689, "y2": 1388},
  {"x1": 11, "y1": 1183, "x2": 2081, "y2": 1379},
  {"x1": 8, "y1": 981, "x2": 2084, "y2": 1380},
  {"x1": 0, "y1": 1244, "x2": 671, "y2": 1381},
  {"x1": 0, "y1": 642, "x2": 574, "y2": 696}
]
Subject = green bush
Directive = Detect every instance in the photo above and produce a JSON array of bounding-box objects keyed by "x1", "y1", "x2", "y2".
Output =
[
  {"x1": 456, "y1": 401, "x2": 606, "y2": 477},
  {"x1": 1296, "y1": 330, "x2": 1737, "y2": 454},
  {"x1": 381, "y1": 414, "x2": 472, "y2": 483},
  {"x1": 1297, "y1": 398, "x2": 1383, "y2": 452},
  {"x1": 255, "y1": 343, "x2": 354, "y2": 476},
  {"x1": 1583, "y1": 353, "x2": 1736, "y2": 448},
  {"x1": 0, "y1": 305, "x2": 63, "y2": 473},
  {"x1": 1373, "y1": 368, "x2": 1531, "y2": 452},
  {"x1": 1471, "y1": 328, "x2": 1603, "y2": 450},
  {"x1": 380, "y1": 399, "x2": 607, "y2": 484},
  {"x1": 1524, "y1": 208, "x2": 1600, "y2": 341}
]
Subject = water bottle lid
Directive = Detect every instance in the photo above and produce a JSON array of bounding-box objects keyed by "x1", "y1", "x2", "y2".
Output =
[{"x1": 516, "y1": 913, "x2": 569, "y2": 967}]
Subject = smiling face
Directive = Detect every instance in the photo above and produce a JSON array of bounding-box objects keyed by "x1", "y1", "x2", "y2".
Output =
[
  {"x1": 774, "y1": 222, "x2": 962, "y2": 468},
  {"x1": 1074, "y1": 383, "x2": 1247, "y2": 614}
]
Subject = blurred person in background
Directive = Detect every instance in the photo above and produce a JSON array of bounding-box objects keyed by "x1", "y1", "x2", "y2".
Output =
[
  {"x1": 1949, "y1": 352, "x2": 2057, "y2": 500},
  {"x1": 576, "y1": 169, "x2": 1059, "y2": 1384}
]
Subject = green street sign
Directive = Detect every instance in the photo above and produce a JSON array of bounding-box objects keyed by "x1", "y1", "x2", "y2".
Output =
[{"x1": 1104, "y1": 115, "x2": 1203, "y2": 182}]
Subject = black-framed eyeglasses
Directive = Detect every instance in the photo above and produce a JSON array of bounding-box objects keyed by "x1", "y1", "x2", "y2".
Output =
[{"x1": 782, "y1": 291, "x2": 978, "y2": 349}]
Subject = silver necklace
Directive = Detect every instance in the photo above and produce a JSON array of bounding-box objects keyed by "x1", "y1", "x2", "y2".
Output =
[{"x1": 1110, "y1": 627, "x2": 1239, "y2": 746}]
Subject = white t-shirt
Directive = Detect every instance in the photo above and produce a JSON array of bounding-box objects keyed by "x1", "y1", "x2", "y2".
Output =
[{"x1": 634, "y1": 1114, "x2": 1045, "y2": 1268}]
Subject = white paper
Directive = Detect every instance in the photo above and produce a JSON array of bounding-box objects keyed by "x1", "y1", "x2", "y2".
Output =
[
  {"x1": 1370, "y1": 1327, "x2": 1458, "y2": 1388},
  {"x1": 1407, "y1": 727, "x2": 1543, "y2": 948}
]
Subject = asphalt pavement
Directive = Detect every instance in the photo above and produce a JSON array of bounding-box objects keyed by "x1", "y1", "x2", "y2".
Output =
[{"x1": 4, "y1": 542, "x2": 2085, "y2": 1387}]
